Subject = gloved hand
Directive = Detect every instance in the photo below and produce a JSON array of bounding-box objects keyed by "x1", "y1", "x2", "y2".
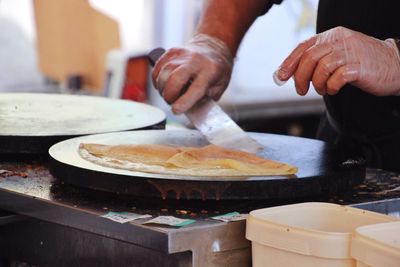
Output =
[
  {"x1": 274, "y1": 26, "x2": 400, "y2": 96},
  {"x1": 152, "y1": 34, "x2": 233, "y2": 114}
]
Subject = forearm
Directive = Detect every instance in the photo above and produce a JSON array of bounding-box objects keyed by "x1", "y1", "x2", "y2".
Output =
[
  {"x1": 195, "y1": 0, "x2": 272, "y2": 56},
  {"x1": 152, "y1": 0, "x2": 276, "y2": 114}
]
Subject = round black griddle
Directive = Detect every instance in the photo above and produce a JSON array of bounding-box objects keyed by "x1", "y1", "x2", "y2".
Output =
[
  {"x1": 0, "y1": 93, "x2": 166, "y2": 154},
  {"x1": 49, "y1": 130, "x2": 365, "y2": 201}
]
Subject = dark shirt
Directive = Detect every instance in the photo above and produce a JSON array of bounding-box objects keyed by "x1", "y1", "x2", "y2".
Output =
[
  {"x1": 317, "y1": 0, "x2": 400, "y2": 171},
  {"x1": 266, "y1": 0, "x2": 400, "y2": 171}
]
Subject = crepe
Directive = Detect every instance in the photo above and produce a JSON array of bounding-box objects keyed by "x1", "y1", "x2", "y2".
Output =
[{"x1": 79, "y1": 143, "x2": 297, "y2": 176}]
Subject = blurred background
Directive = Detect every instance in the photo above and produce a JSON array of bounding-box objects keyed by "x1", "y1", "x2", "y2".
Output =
[{"x1": 0, "y1": 0, "x2": 323, "y2": 138}]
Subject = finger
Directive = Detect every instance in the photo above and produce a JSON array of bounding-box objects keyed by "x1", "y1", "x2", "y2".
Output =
[
  {"x1": 156, "y1": 59, "x2": 188, "y2": 94},
  {"x1": 294, "y1": 42, "x2": 333, "y2": 95},
  {"x1": 207, "y1": 86, "x2": 224, "y2": 100},
  {"x1": 152, "y1": 48, "x2": 183, "y2": 89},
  {"x1": 326, "y1": 63, "x2": 359, "y2": 95},
  {"x1": 152, "y1": 53, "x2": 171, "y2": 89},
  {"x1": 162, "y1": 65, "x2": 195, "y2": 104},
  {"x1": 156, "y1": 67, "x2": 171, "y2": 94},
  {"x1": 171, "y1": 75, "x2": 209, "y2": 114},
  {"x1": 276, "y1": 35, "x2": 318, "y2": 81},
  {"x1": 311, "y1": 49, "x2": 346, "y2": 94}
]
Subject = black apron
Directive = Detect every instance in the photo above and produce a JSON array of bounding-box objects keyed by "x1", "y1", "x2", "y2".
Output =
[{"x1": 316, "y1": 0, "x2": 400, "y2": 172}]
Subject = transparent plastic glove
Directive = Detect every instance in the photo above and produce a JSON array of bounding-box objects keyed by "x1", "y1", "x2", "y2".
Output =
[
  {"x1": 274, "y1": 26, "x2": 400, "y2": 96},
  {"x1": 152, "y1": 34, "x2": 234, "y2": 114}
]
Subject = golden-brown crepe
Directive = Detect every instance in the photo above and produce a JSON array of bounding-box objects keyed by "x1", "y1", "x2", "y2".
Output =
[
  {"x1": 79, "y1": 143, "x2": 182, "y2": 166},
  {"x1": 79, "y1": 143, "x2": 297, "y2": 176}
]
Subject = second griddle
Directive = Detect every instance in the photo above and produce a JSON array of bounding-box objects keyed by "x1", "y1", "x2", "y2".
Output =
[{"x1": 0, "y1": 93, "x2": 166, "y2": 154}]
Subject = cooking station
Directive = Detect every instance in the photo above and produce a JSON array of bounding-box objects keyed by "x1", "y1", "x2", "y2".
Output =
[
  {"x1": 0, "y1": 93, "x2": 399, "y2": 267},
  {"x1": 0, "y1": 159, "x2": 399, "y2": 267}
]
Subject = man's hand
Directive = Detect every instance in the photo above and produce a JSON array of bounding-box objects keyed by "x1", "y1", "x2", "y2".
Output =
[
  {"x1": 152, "y1": 34, "x2": 233, "y2": 114},
  {"x1": 274, "y1": 26, "x2": 400, "y2": 96}
]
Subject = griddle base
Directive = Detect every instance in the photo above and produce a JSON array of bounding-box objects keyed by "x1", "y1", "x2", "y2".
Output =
[{"x1": 0, "y1": 160, "x2": 399, "y2": 267}]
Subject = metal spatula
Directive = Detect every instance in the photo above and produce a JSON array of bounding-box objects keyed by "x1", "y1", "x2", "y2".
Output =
[{"x1": 148, "y1": 48, "x2": 263, "y2": 153}]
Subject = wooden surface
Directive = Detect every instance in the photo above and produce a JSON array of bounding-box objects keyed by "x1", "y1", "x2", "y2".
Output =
[{"x1": 33, "y1": 0, "x2": 120, "y2": 91}]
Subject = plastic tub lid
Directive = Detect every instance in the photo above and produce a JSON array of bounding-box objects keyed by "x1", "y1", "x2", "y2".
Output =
[
  {"x1": 351, "y1": 221, "x2": 400, "y2": 267},
  {"x1": 246, "y1": 202, "x2": 395, "y2": 259}
]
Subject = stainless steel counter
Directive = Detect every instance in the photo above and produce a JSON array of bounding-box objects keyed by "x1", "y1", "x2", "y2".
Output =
[{"x1": 0, "y1": 160, "x2": 399, "y2": 267}]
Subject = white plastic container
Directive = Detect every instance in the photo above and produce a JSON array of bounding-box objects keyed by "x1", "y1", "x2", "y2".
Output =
[
  {"x1": 351, "y1": 221, "x2": 400, "y2": 267},
  {"x1": 246, "y1": 202, "x2": 396, "y2": 267}
]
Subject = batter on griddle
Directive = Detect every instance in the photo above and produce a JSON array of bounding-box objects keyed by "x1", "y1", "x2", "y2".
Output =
[{"x1": 79, "y1": 143, "x2": 297, "y2": 177}]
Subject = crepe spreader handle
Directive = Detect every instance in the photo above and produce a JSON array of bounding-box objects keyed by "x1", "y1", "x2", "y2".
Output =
[{"x1": 148, "y1": 48, "x2": 165, "y2": 66}]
